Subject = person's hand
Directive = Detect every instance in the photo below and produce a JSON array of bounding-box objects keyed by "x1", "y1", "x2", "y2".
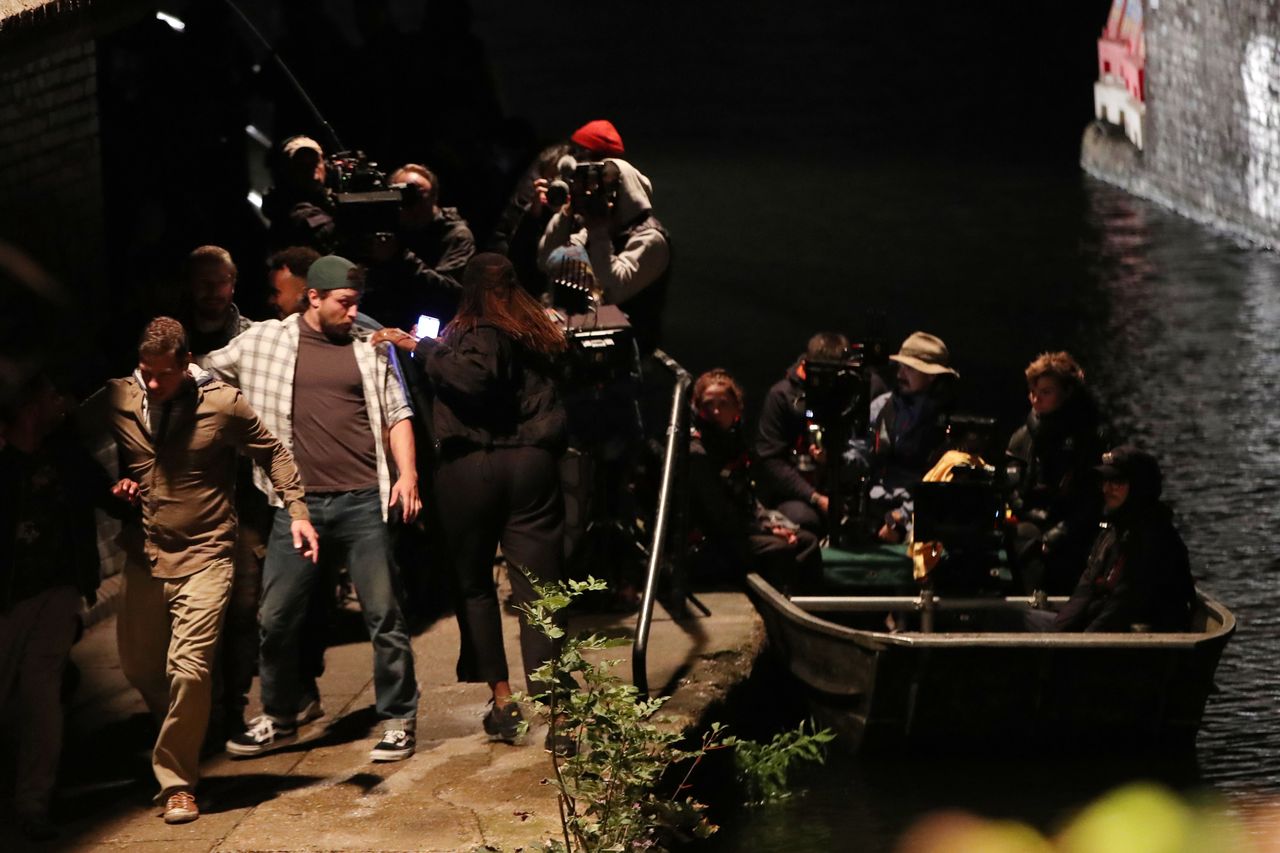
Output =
[
  {"x1": 770, "y1": 525, "x2": 799, "y2": 545},
  {"x1": 371, "y1": 328, "x2": 418, "y2": 352},
  {"x1": 878, "y1": 523, "x2": 904, "y2": 544},
  {"x1": 291, "y1": 519, "x2": 320, "y2": 564},
  {"x1": 813, "y1": 493, "x2": 830, "y2": 515},
  {"x1": 809, "y1": 443, "x2": 826, "y2": 465},
  {"x1": 111, "y1": 477, "x2": 141, "y2": 506},
  {"x1": 531, "y1": 177, "x2": 549, "y2": 215},
  {"x1": 390, "y1": 473, "x2": 421, "y2": 523}
]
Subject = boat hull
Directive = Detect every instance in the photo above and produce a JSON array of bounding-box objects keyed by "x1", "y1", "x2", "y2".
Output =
[{"x1": 745, "y1": 573, "x2": 1235, "y2": 752}]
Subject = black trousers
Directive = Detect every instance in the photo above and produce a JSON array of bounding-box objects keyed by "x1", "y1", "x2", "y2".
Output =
[{"x1": 435, "y1": 446, "x2": 565, "y2": 693}]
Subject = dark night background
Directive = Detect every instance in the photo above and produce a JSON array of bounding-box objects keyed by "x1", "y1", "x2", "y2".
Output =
[{"x1": 91, "y1": 0, "x2": 1112, "y2": 429}]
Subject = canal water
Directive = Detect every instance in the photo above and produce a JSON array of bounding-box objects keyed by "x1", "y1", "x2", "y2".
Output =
[{"x1": 648, "y1": 152, "x2": 1280, "y2": 850}]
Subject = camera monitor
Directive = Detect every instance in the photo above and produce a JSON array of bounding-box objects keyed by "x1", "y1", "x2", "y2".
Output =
[{"x1": 912, "y1": 480, "x2": 1003, "y2": 546}]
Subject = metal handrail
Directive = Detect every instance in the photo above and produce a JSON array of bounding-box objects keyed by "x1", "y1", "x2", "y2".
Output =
[{"x1": 633, "y1": 349, "x2": 692, "y2": 700}]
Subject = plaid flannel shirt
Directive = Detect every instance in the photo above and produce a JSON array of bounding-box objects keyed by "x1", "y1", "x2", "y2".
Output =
[{"x1": 203, "y1": 318, "x2": 413, "y2": 521}]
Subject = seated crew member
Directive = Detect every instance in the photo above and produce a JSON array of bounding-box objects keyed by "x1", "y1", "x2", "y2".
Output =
[
  {"x1": 1049, "y1": 446, "x2": 1196, "y2": 633},
  {"x1": 362, "y1": 164, "x2": 476, "y2": 331},
  {"x1": 1006, "y1": 351, "x2": 1109, "y2": 594},
  {"x1": 754, "y1": 332, "x2": 856, "y2": 537},
  {"x1": 536, "y1": 157, "x2": 670, "y2": 351},
  {"x1": 869, "y1": 332, "x2": 959, "y2": 543},
  {"x1": 689, "y1": 369, "x2": 822, "y2": 586}
]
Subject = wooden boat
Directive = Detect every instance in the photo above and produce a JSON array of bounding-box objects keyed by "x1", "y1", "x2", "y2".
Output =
[{"x1": 744, "y1": 548, "x2": 1235, "y2": 752}]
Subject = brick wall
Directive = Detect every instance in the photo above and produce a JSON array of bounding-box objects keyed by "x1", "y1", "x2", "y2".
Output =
[
  {"x1": 0, "y1": 39, "x2": 104, "y2": 299},
  {"x1": 1084, "y1": 0, "x2": 1280, "y2": 246}
]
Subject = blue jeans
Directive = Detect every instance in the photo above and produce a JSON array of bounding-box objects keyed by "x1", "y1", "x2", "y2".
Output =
[{"x1": 259, "y1": 488, "x2": 418, "y2": 723}]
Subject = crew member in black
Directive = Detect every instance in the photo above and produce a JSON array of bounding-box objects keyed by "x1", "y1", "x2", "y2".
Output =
[
  {"x1": 689, "y1": 370, "x2": 821, "y2": 587},
  {"x1": 1049, "y1": 446, "x2": 1196, "y2": 633},
  {"x1": 754, "y1": 332, "x2": 860, "y2": 536},
  {"x1": 377, "y1": 253, "x2": 570, "y2": 751},
  {"x1": 1005, "y1": 351, "x2": 1108, "y2": 594}
]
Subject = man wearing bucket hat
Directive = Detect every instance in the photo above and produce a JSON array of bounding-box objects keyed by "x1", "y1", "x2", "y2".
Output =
[
  {"x1": 1049, "y1": 446, "x2": 1196, "y2": 632},
  {"x1": 866, "y1": 332, "x2": 960, "y2": 542}
]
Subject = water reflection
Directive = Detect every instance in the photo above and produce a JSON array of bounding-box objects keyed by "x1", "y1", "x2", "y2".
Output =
[{"x1": 695, "y1": 172, "x2": 1280, "y2": 850}]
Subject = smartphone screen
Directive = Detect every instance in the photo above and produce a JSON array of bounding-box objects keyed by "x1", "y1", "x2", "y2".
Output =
[{"x1": 414, "y1": 314, "x2": 441, "y2": 339}]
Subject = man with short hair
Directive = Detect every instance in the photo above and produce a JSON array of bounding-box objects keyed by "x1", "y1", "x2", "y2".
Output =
[
  {"x1": 266, "y1": 245, "x2": 321, "y2": 319},
  {"x1": 263, "y1": 135, "x2": 336, "y2": 253},
  {"x1": 182, "y1": 245, "x2": 252, "y2": 360},
  {"x1": 206, "y1": 255, "x2": 422, "y2": 762},
  {"x1": 363, "y1": 163, "x2": 476, "y2": 330},
  {"x1": 91, "y1": 317, "x2": 317, "y2": 824}
]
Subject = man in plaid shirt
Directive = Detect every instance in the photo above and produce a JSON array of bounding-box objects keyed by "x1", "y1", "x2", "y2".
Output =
[{"x1": 205, "y1": 255, "x2": 422, "y2": 762}]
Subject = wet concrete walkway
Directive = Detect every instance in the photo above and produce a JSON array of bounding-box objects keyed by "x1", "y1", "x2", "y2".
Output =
[{"x1": 7, "y1": 584, "x2": 762, "y2": 852}]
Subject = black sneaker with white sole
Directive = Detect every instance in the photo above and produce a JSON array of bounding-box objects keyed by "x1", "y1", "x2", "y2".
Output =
[
  {"x1": 369, "y1": 727, "x2": 415, "y2": 762},
  {"x1": 226, "y1": 715, "x2": 297, "y2": 757}
]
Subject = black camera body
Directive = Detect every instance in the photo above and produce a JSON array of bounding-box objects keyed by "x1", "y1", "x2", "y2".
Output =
[
  {"x1": 568, "y1": 161, "x2": 621, "y2": 219},
  {"x1": 802, "y1": 341, "x2": 886, "y2": 435},
  {"x1": 325, "y1": 150, "x2": 423, "y2": 260}
]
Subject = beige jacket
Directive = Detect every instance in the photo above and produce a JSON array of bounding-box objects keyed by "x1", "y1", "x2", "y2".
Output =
[{"x1": 89, "y1": 374, "x2": 308, "y2": 579}]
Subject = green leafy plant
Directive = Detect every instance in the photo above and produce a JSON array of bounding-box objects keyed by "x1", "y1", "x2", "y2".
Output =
[
  {"x1": 733, "y1": 721, "x2": 836, "y2": 805},
  {"x1": 518, "y1": 575, "x2": 833, "y2": 852}
]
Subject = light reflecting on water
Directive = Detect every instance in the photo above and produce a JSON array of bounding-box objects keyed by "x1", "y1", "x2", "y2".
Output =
[{"x1": 688, "y1": 172, "x2": 1280, "y2": 851}]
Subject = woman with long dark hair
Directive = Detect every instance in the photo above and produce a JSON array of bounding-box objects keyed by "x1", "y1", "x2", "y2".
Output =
[{"x1": 376, "y1": 253, "x2": 568, "y2": 749}]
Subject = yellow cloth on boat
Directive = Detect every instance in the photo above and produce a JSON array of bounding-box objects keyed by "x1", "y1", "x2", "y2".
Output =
[{"x1": 909, "y1": 449, "x2": 986, "y2": 580}]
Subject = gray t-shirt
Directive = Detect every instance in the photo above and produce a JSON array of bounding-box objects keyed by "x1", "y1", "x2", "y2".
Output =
[{"x1": 292, "y1": 315, "x2": 378, "y2": 493}]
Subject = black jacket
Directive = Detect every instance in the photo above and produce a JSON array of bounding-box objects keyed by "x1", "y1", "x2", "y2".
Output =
[
  {"x1": 415, "y1": 321, "x2": 566, "y2": 456},
  {"x1": 1006, "y1": 392, "x2": 1107, "y2": 553},
  {"x1": 1053, "y1": 500, "x2": 1196, "y2": 632},
  {"x1": 364, "y1": 207, "x2": 476, "y2": 330},
  {"x1": 753, "y1": 359, "x2": 816, "y2": 507},
  {"x1": 0, "y1": 423, "x2": 117, "y2": 610}
]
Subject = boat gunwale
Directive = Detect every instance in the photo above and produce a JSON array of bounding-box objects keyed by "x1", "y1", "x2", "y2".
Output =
[{"x1": 744, "y1": 572, "x2": 1237, "y2": 651}]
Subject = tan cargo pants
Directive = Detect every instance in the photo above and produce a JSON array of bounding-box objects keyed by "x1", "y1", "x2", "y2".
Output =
[{"x1": 117, "y1": 558, "x2": 232, "y2": 799}]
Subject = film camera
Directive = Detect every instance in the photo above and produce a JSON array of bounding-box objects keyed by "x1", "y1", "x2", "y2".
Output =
[
  {"x1": 326, "y1": 151, "x2": 423, "y2": 258},
  {"x1": 547, "y1": 159, "x2": 621, "y2": 220},
  {"x1": 802, "y1": 341, "x2": 886, "y2": 435}
]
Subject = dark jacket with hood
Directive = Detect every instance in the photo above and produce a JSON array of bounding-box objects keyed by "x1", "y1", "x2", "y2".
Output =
[
  {"x1": 1053, "y1": 461, "x2": 1196, "y2": 633},
  {"x1": 1006, "y1": 390, "x2": 1107, "y2": 554},
  {"x1": 414, "y1": 320, "x2": 566, "y2": 457}
]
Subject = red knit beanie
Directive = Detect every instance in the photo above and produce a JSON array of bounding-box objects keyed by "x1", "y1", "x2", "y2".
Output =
[{"x1": 570, "y1": 119, "x2": 625, "y2": 156}]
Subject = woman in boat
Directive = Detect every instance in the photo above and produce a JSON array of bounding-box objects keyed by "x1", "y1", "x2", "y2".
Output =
[
  {"x1": 1005, "y1": 351, "x2": 1108, "y2": 594},
  {"x1": 689, "y1": 369, "x2": 822, "y2": 588},
  {"x1": 374, "y1": 253, "x2": 570, "y2": 748},
  {"x1": 1051, "y1": 446, "x2": 1196, "y2": 632}
]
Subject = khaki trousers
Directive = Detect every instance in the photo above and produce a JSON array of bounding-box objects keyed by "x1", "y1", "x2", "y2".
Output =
[
  {"x1": 117, "y1": 558, "x2": 232, "y2": 798},
  {"x1": 0, "y1": 585, "x2": 81, "y2": 817}
]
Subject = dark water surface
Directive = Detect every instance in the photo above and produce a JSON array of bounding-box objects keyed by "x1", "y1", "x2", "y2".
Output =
[{"x1": 648, "y1": 155, "x2": 1280, "y2": 850}]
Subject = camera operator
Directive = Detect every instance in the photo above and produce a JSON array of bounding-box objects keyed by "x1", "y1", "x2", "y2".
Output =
[
  {"x1": 689, "y1": 370, "x2": 821, "y2": 587},
  {"x1": 536, "y1": 157, "x2": 670, "y2": 351},
  {"x1": 755, "y1": 332, "x2": 885, "y2": 537},
  {"x1": 488, "y1": 120, "x2": 626, "y2": 298},
  {"x1": 262, "y1": 136, "x2": 337, "y2": 253},
  {"x1": 361, "y1": 164, "x2": 476, "y2": 331}
]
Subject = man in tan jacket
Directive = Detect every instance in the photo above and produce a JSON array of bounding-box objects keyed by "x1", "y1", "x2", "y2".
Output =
[{"x1": 93, "y1": 317, "x2": 318, "y2": 824}]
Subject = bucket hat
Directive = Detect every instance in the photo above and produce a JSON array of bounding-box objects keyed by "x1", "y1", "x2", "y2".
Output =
[{"x1": 889, "y1": 332, "x2": 959, "y2": 377}]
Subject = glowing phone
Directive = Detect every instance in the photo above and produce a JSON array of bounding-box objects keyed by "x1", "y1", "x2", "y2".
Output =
[{"x1": 414, "y1": 314, "x2": 441, "y2": 339}]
